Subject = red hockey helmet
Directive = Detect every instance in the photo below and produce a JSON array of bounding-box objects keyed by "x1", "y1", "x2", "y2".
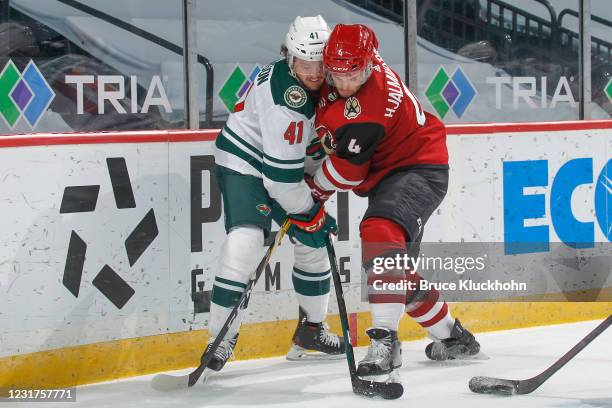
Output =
[{"x1": 323, "y1": 24, "x2": 378, "y2": 74}]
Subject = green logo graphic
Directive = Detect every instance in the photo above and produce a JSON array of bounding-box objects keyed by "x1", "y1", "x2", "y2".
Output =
[
  {"x1": 0, "y1": 59, "x2": 55, "y2": 129},
  {"x1": 425, "y1": 66, "x2": 476, "y2": 119},
  {"x1": 256, "y1": 204, "x2": 271, "y2": 216},
  {"x1": 218, "y1": 65, "x2": 261, "y2": 112},
  {"x1": 605, "y1": 78, "x2": 612, "y2": 104}
]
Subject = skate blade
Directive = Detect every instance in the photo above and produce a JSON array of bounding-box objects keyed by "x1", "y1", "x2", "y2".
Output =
[
  {"x1": 286, "y1": 345, "x2": 345, "y2": 361},
  {"x1": 358, "y1": 369, "x2": 402, "y2": 384},
  {"x1": 443, "y1": 351, "x2": 490, "y2": 361},
  {"x1": 429, "y1": 342, "x2": 490, "y2": 362},
  {"x1": 427, "y1": 352, "x2": 490, "y2": 367}
]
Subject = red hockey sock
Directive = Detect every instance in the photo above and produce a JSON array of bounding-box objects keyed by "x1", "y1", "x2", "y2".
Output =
[
  {"x1": 361, "y1": 217, "x2": 408, "y2": 305},
  {"x1": 360, "y1": 217, "x2": 407, "y2": 265},
  {"x1": 406, "y1": 282, "x2": 453, "y2": 339}
]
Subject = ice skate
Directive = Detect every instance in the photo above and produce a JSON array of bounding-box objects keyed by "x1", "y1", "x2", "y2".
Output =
[
  {"x1": 425, "y1": 319, "x2": 483, "y2": 361},
  {"x1": 357, "y1": 327, "x2": 402, "y2": 384},
  {"x1": 203, "y1": 334, "x2": 239, "y2": 372},
  {"x1": 286, "y1": 308, "x2": 345, "y2": 361},
  {"x1": 286, "y1": 321, "x2": 345, "y2": 361}
]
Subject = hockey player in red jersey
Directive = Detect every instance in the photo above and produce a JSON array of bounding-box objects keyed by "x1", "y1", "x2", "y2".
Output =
[{"x1": 306, "y1": 24, "x2": 481, "y2": 384}]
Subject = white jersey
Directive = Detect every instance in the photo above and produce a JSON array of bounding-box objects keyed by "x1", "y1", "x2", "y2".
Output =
[{"x1": 214, "y1": 59, "x2": 321, "y2": 214}]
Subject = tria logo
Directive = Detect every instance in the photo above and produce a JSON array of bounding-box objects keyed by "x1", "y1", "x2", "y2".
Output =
[
  {"x1": 425, "y1": 66, "x2": 477, "y2": 119},
  {"x1": 0, "y1": 60, "x2": 55, "y2": 129},
  {"x1": 65, "y1": 74, "x2": 172, "y2": 115}
]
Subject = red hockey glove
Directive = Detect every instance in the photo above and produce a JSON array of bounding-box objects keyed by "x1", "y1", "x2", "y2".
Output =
[
  {"x1": 305, "y1": 174, "x2": 334, "y2": 203},
  {"x1": 289, "y1": 202, "x2": 337, "y2": 234}
]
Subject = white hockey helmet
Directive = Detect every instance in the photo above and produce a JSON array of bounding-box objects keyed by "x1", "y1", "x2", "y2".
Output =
[{"x1": 284, "y1": 15, "x2": 330, "y2": 67}]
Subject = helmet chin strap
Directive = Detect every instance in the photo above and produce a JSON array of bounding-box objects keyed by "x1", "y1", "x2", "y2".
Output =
[{"x1": 286, "y1": 55, "x2": 302, "y2": 84}]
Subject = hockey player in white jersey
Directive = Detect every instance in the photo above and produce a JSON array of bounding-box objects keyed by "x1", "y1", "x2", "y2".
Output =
[{"x1": 206, "y1": 15, "x2": 343, "y2": 373}]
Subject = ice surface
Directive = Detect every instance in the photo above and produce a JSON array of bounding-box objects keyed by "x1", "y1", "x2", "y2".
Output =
[{"x1": 15, "y1": 319, "x2": 611, "y2": 408}]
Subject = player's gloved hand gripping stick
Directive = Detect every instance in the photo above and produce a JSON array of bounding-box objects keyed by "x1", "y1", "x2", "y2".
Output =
[
  {"x1": 289, "y1": 202, "x2": 338, "y2": 248},
  {"x1": 324, "y1": 234, "x2": 404, "y2": 400},
  {"x1": 151, "y1": 219, "x2": 292, "y2": 391}
]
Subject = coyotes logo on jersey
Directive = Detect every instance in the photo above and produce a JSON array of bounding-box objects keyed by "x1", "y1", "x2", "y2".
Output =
[
  {"x1": 316, "y1": 124, "x2": 336, "y2": 155},
  {"x1": 344, "y1": 97, "x2": 361, "y2": 119}
]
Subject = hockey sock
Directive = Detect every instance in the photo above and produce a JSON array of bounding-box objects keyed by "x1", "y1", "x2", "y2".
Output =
[
  {"x1": 405, "y1": 280, "x2": 454, "y2": 340},
  {"x1": 370, "y1": 303, "x2": 405, "y2": 331},
  {"x1": 292, "y1": 244, "x2": 331, "y2": 323},
  {"x1": 361, "y1": 217, "x2": 408, "y2": 329},
  {"x1": 210, "y1": 226, "x2": 264, "y2": 338}
]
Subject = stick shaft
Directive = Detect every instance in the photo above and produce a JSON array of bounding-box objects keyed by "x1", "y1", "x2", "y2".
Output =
[
  {"x1": 188, "y1": 220, "x2": 291, "y2": 386},
  {"x1": 524, "y1": 314, "x2": 612, "y2": 391},
  {"x1": 325, "y1": 236, "x2": 358, "y2": 377}
]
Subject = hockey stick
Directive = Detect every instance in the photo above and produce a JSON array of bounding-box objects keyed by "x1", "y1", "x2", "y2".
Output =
[
  {"x1": 469, "y1": 314, "x2": 612, "y2": 396},
  {"x1": 324, "y1": 235, "x2": 404, "y2": 400},
  {"x1": 151, "y1": 219, "x2": 292, "y2": 391}
]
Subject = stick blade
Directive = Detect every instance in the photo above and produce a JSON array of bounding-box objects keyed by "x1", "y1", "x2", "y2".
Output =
[
  {"x1": 353, "y1": 378, "x2": 404, "y2": 400},
  {"x1": 469, "y1": 376, "x2": 519, "y2": 396},
  {"x1": 151, "y1": 373, "x2": 190, "y2": 391}
]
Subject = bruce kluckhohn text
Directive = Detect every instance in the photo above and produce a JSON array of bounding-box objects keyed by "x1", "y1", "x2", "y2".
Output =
[{"x1": 371, "y1": 278, "x2": 528, "y2": 292}]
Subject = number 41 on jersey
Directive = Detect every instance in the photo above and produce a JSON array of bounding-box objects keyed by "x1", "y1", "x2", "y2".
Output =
[{"x1": 284, "y1": 121, "x2": 304, "y2": 145}]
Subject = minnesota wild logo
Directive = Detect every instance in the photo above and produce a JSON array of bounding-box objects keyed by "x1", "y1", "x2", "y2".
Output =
[
  {"x1": 284, "y1": 85, "x2": 307, "y2": 108},
  {"x1": 256, "y1": 203, "x2": 271, "y2": 216}
]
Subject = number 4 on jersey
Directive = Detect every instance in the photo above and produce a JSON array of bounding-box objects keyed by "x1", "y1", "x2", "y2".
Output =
[
  {"x1": 284, "y1": 121, "x2": 304, "y2": 145},
  {"x1": 348, "y1": 138, "x2": 361, "y2": 154}
]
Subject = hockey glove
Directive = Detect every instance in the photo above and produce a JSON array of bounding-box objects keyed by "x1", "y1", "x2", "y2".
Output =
[
  {"x1": 305, "y1": 174, "x2": 335, "y2": 203},
  {"x1": 290, "y1": 202, "x2": 336, "y2": 233},
  {"x1": 288, "y1": 202, "x2": 337, "y2": 248}
]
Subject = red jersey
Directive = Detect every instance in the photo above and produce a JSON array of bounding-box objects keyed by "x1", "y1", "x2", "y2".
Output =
[{"x1": 313, "y1": 52, "x2": 448, "y2": 196}]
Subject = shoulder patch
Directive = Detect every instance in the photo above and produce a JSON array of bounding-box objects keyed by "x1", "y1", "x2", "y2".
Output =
[
  {"x1": 335, "y1": 122, "x2": 384, "y2": 165},
  {"x1": 344, "y1": 97, "x2": 361, "y2": 119},
  {"x1": 269, "y1": 60, "x2": 315, "y2": 119},
  {"x1": 284, "y1": 85, "x2": 307, "y2": 108}
]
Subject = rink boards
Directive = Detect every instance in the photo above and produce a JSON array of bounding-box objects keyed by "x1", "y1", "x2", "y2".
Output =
[{"x1": 0, "y1": 121, "x2": 611, "y2": 387}]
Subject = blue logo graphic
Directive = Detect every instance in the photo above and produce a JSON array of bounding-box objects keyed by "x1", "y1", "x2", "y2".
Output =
[
  {"x1": 503, "y1": 158, "x2": 611, "y2": 254},
  {"x1": 594, "y1": 159, "x2": 612, "y2": 241},
  {"x1": 0, "y1": 60, "x2": 55, "y2": 129},
  {"x1": 425, "y1": 66, "x2": 477, "y2": 118}
]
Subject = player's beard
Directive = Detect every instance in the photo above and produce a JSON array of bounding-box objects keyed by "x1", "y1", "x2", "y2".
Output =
[{"x1": 299, "y1": 74, "x2": 324, "y2": 92}]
